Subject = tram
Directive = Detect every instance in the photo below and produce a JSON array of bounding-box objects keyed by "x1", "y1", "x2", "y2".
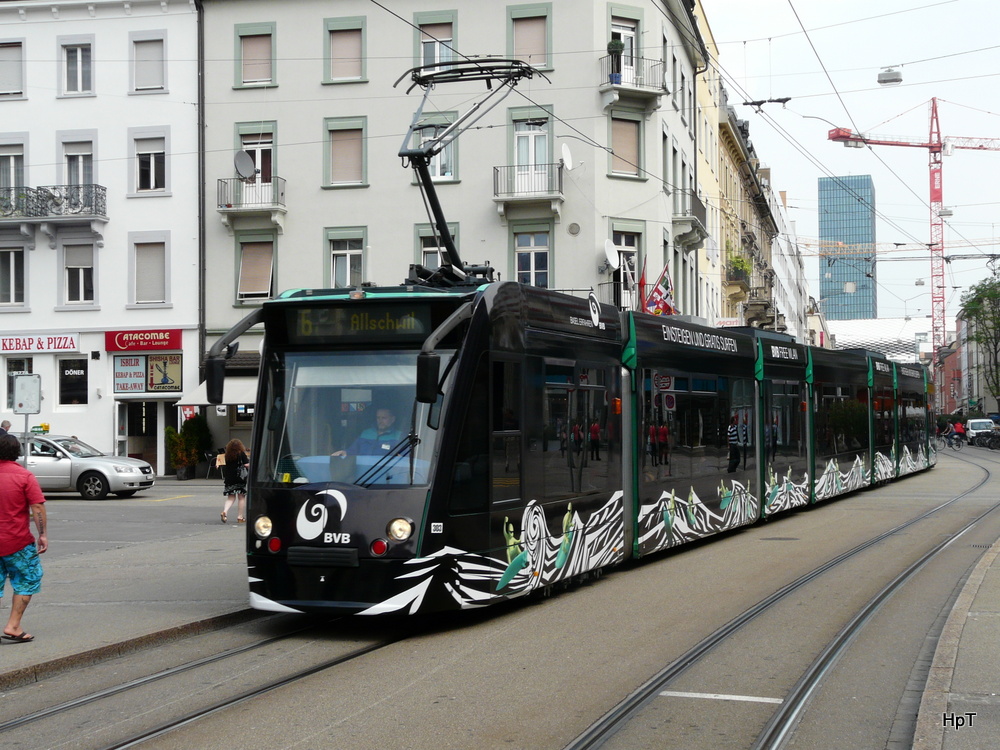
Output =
[{"x1": 204, "y1": 61, "x2": 934, "y2": 615}]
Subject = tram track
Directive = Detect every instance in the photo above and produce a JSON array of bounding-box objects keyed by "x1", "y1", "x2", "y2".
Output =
[
  {"x1": 566, "y1": 454, "x2": 997, "y2": 750},
  {"x1": 0, "y1": 614, "x2": 406, "y2": 750}
]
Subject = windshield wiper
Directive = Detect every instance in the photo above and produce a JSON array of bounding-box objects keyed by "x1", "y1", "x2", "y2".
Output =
[{"x1": 355, "y1": 432, "x2": 421, "y2": 488}]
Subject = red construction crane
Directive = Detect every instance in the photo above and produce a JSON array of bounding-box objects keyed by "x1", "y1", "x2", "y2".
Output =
[{"x1": 828, "y1": 97, "x2": 1000, "y2": 353}]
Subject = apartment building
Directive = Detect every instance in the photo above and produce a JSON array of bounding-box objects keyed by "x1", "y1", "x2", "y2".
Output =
[
  {"x1": 198, "y1": 0, "x2": 714, "y2": 443},
  {"x1": 0, "y1": 0, "x2": 200, "y2": 472}
]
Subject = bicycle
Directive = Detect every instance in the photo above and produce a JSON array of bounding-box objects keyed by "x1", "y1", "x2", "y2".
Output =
[{"x1": 935, "y1": 434, "x2": 964, "y2": 451}]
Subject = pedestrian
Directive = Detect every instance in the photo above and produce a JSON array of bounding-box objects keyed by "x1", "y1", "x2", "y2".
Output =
[
  {"x1": 0, "y1": 433, "x2": 47, "y2": 643},
  {"x1": 658, "y1": 422, "x2": 670, "y2": 465},
  {"x1": 0, "y1": 420, "x2": 10, "y2": 436},
  {"x1": 221, "y1": 438, "x2": 249, "y2": 524},
  {"x1": 589, "y1": 420, "x2": 601, "y2": 461},
  {"x1": 647, "y1": 422, "x2": 658, "y2": 466},
  {"x1": 727, "y1": 415, "x2": 741, "y2": 473}
]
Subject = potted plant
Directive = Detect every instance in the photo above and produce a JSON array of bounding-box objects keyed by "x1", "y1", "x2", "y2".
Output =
[
  {"x1": 166, "y1": 426, "x2": 197, "y2": 479},
  {"x1": 165, "y1": 414, "x2": 213, "y2": 480},
  {"x1": 607, "y1": 39, "x2": 625, "y2": 84},
  {"x1": 728, "y1": 253, "x2": 752, "y2": 282}
]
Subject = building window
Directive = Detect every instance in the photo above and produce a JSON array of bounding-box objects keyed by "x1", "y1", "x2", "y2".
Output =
[
  {"x1": 0, "y1": 247, "x2": 24, "y2": 304},
  {"x1": 59, "y1": 357, "x2": 88, "y2": 405},
  {"x1": 331, "y1": 238, "x2": 363, "y2": 287},
  {"x1": 132, "y1": 37, "x2": 165, "y2": 92},
  {"x1": 325, "y1": 117, "x2": 366, "y2": 187},
  {"x1": 416, "y1": 223, "x2": 457, "y2": 270},
  {"x1": 0, "y1": 146, "x2": 24, "y2": 213},
  {"x1": 421, "y1": 23, "x2": 453, "y2": 66},
  {"x1": 515, "y1": 231, "x2": 549, "y2": 288},
  {"x1": 0, "y1": 42, "x2": 25, "y2": 97},
  {"x1": 136, "y1": 137, "x2": 165, "y2": 191},
  {"x1": 611, "y1": 115, "x2": 640, "y2": 176},
  {"x1": 63, "y1": 43, "x2": 92, "y2": 94},
  {"x1": 6, "y1": 357, "x2": 32, "y2": 408},
  {"x1": 325, "y1": 18, "x2": 365, "y2": 82},
  {"x1": 134, "y1": 242, "x2": 166, "y2": 303},
  {"x1": 65, "y1": 142, "x2": 93, "y2": 186},
  {"x1": 511, "y1": 10, "x2": 549, "y2": 69},
  {"x1": 412, "y1": 112, "x2": 457, "y2": 181},
  {"x1": 612, "y1": 229, "x2": 640, "y2": 309},
  {"x1": 64, "y1": 244, "x2": 94, "y2": 304},
  {"x1": 237, "y1": 240, "x2": 273, "y2": 301},
  {"x1": 236, "y1": 24, "x2": 275, "y2": 87},
  {"x1": 421, "y1": 235, "x2": 442, "y2": 270}
]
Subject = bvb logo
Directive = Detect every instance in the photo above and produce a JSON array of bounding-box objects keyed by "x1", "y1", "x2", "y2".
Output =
[{"x1": 587, "y1": 292, "x2": 601, "y2": 327}]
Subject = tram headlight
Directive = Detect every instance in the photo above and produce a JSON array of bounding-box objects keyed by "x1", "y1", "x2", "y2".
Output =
[
  {"x1": 254, "y1": 516, "x2": 273, "y2": 538},
  {"x1": 387, "y1": 517, "x2": 413, "y2": 542}
]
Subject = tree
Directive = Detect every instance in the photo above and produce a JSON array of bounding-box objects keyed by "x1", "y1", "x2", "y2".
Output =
[{"x1": 959, "y1": 275, "x2": 1000, "y2": 408}]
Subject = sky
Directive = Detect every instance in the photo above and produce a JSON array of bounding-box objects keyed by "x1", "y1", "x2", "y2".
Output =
[{"x1": 701, "y1": 0, "x2": 1000, "y2": 320}]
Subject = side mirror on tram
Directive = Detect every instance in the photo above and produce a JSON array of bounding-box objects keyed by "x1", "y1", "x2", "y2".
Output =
[
  {"x1": 206, "y1": 357, "x2": 226, "y2": 405},
  {"x1": 416, "y1": 352, "x2": 441, "y2": 404}
]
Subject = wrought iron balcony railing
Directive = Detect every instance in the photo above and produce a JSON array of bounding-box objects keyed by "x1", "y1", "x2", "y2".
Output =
[{"x1": 0, "y1": 184, "x2": 107, "y2": 219}]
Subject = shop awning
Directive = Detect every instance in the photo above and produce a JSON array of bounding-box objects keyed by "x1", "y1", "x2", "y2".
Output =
[{"x1": 176, "y1": 377, "x2": 258, "y2": 406}]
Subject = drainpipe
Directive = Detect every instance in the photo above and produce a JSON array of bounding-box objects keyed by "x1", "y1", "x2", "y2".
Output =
[{"x1": 195, "y1": 0, "x2": 206, "y2": 381}]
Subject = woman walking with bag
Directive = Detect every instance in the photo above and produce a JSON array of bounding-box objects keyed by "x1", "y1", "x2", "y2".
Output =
[{"x1": 221, "y1": 439, "x2": 249, "y2": 524}]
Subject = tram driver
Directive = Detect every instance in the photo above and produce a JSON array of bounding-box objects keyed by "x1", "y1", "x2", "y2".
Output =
[{"x1": 331, "y1": 407, "x2": 404, "y2": 459}]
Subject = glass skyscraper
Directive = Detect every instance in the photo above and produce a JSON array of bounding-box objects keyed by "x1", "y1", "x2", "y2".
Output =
[{"x1": 818, "y1": 175, "x2": 877, "y2": 320}]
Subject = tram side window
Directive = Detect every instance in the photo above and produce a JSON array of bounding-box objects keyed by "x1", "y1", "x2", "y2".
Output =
[
  {"x1": 873, "y1": 386, "x2": 894, "y2": 448},
  {"x1": 491, "y1": 360, "x2": 522, "y2": 504},
  {"x1": 449, "y1": 354, "x2": 489, "y2": 514}
]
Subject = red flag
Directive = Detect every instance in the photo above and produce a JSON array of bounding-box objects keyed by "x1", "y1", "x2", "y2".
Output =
[
  {"x1": 644, "y1": 262, "x2": 678, "y2": 316},
  {"x1": 637, "y1": 256, "x2": 648, "y2": 309}
]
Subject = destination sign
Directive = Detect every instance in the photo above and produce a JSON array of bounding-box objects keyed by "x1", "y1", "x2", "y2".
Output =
[{"x1": 288, "y1": 305, "x2": 432, "y2": 343}]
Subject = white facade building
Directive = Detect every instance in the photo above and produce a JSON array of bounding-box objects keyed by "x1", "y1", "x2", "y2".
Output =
[
  {"x1": 0, "y1": 0, "x2": 200, "y2": 472},
  {"x1": 199, "y1": 0, "x2": 710, "y2": 446}
]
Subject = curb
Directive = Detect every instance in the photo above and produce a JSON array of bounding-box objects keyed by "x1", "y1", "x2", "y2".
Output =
[
  {"x1": 911, "y1": 539, "x2": 1000, "y2": 749},
  {"x1": 0, "y1": 608, "x2": 262, "y2": 692}
]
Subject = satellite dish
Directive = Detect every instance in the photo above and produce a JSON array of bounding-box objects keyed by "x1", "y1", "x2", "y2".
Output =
[
  {"x1": 603, "y1": 239, "x2": 620, "y2": 269},
  {"x1": 234, "y1": 150, "x2": 257, "y2": 179},
  {"x1": 561, "y1": 142, "x2": 574, "y2": 171}
]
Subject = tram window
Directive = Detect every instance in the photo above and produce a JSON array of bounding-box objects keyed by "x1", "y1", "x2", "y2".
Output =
[
  {"x1": 449, "y1": 354, "x2": 489, "y2": 513},
  {"x1": 673, "y1": 377, "x2": 689, "y2": 390},
  {"x1": 491, "y1": 360, "x2": 521, "y2": 505}
]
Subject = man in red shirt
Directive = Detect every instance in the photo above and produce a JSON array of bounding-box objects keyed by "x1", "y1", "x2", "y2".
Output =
[{"x1": 0, "y1": 434, "x2": 47, "y2": 643}]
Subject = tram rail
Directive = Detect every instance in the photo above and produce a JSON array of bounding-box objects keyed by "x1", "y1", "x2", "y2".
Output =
[{"x1": 565, "y1": 452, "x2": 996, "y2": 750}]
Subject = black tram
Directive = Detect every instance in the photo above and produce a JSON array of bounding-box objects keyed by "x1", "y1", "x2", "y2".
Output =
[{"x1": 202, "y1": 61, "x2": 935, "y2": 616}]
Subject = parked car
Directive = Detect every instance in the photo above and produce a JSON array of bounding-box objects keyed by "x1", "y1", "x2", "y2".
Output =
[
  {"x1": 966, "y1": 419, "x2": 997, "y2": 441},
  {"x1": 18, "y1": 434, "x2": 155, "y2": 499}
]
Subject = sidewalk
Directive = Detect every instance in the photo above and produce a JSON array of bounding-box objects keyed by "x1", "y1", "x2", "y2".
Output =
[
  {"x1": 0, "y1": 478, "x2": 251, "y2": 690},
  {"x1": 913, "y1": 537, "x2": 1000, "y2": 750}
]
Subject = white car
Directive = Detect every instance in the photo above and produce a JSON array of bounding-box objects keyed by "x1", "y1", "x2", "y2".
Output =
[
  {"x1": 20, "y1": 434, "x2": 156, "y2": 499},
  {"x1": 966, "y1": 419, "x2": 997, "y2": 441}
]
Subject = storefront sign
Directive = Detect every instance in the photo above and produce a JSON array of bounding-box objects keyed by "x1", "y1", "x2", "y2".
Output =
[
  {"x1": 1, "y1": 334, "x2": 80, "y2": 353},
  {"x1": 113, "y1": 355, "x2": 147, "y2": 393},
  {"x1": 147, "y1": 354, "x2": 182, "y2": 392},
  {"x1": 105, "y1": 329, "x2": 182, "y2": 351}
]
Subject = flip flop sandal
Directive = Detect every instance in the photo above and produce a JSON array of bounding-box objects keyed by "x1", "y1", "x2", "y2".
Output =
[
  {"x1": 220, "y1": 511, "x2": 227, "y2": 523},
  {"x1": 2, "y1": 633, "x2": 34, "y2": 643}
]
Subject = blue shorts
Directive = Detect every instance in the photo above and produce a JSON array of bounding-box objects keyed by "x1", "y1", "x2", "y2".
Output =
[{"x1": 0, "y1": 544, "x2": 43, "y2": 596}]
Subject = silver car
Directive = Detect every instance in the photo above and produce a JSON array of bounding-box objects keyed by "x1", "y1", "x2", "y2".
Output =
[{"x1": 20, "y1": 434, "x2": 156, "y2": 499}]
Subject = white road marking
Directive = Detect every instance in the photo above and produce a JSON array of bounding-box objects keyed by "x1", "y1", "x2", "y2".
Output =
[{"x1": 659, "y1": 690, "x2": 783, "y2": 704}]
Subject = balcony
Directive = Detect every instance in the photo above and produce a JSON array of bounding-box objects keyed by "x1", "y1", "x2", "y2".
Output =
[
  {"x1": 598, "y1": 55, "x2": 665, "y2": 113},
  {"x1": 492, "y1": 163, "x2": 564, "y2": 221},
  {"x1": 0, "y1": 184, "x2": 108, "y2": 249},
  {"x1": 217, "y1": 176, "x2": 287, "y2": 234},
  {"x1": 672, "y1": 192, "x2": 709, "y2": 250}
]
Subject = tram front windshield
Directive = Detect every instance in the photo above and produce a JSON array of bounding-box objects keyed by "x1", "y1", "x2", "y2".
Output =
[{"x1": 257, "y1": 350, "x2": 449, "y2": 487}]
